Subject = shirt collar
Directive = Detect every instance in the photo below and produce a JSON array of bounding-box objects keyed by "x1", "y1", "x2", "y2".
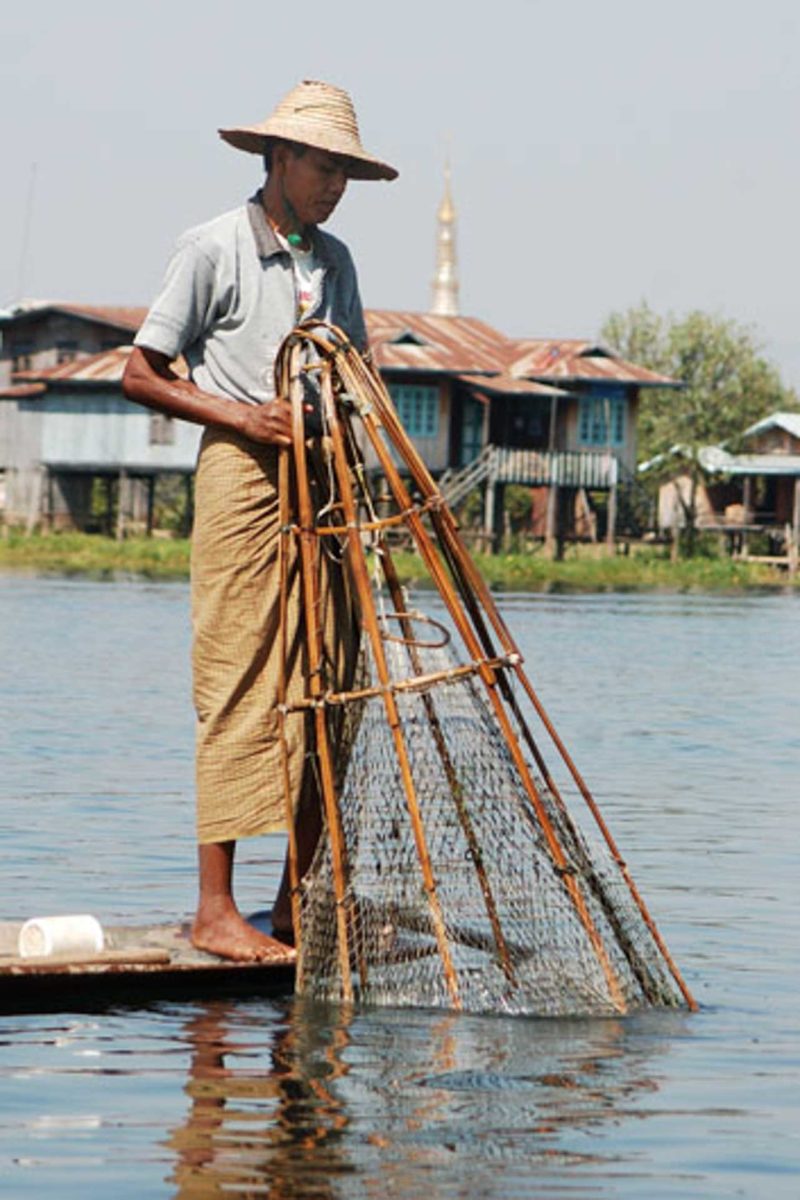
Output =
[{"x1": 246, "y1": 190, "x2": 335, "y2": 267}]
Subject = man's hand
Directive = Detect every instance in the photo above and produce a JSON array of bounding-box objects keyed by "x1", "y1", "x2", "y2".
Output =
[
  {"x1": 123, "y1": 347, "x2": 296, "y2": 447},
  {"x1": 238, "y1": 397, "x2": 293, "y2": 447}
]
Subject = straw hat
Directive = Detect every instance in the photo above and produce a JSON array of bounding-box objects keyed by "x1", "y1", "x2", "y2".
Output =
[{"x1": 219, "y1": 79, "x2": 398, "y2": 182}]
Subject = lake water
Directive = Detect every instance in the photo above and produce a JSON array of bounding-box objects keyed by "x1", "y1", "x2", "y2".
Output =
[{"x1": 0, "y1": 573, "x2": 798, "y2": 1198}]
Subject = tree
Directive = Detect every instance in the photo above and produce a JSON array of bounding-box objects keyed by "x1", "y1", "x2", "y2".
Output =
[{"x1": 600, "y1": 303, "x2": 798, "y2": 549}]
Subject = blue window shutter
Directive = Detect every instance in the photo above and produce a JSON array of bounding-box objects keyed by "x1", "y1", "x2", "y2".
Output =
[{"x1": 388, "y1": 384, "x2": 440, "y2": 438}]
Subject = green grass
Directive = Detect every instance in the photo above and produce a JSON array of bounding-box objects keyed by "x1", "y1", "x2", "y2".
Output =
[
  {"x1": 0, "y1": 531, "x2": 795, "y2": 591},
  {"x1": 382, "y1": 546, "x2": 796, "y2": 593},
  {"x1": 0, "y1": 531, "x2": 191, "y2": 578}
]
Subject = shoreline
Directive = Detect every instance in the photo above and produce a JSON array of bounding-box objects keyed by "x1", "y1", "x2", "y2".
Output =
[{"x1": 1, "y1": 532, "x2": 797, "y2": 592}]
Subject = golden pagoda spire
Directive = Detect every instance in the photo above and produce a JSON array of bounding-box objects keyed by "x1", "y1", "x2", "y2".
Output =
[{"x1": 430, "y1": 160, "x2": 460, "y2": 317}]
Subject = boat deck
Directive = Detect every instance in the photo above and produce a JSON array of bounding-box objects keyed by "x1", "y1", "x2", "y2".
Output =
[{"x1": 0, "y1": 917, "x2": 295, "y2": 1014}]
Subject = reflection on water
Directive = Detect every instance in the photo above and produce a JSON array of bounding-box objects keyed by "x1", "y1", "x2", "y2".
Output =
[
  {"x1": 1, "y1": 577, "x2": 799, "y2": 1197},
  {"x1": 167, "y1": 1000, "x2": 351, "y2": 1199},
  {"x1": 163, "y1": 997, "x2": 690, "y2": 1199}
]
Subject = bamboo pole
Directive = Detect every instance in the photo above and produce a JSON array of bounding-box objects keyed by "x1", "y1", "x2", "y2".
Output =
[
  {"x1": 276, "y1": 444, "x2": 304, "y2": 986},
  {"x1": 283, "y1": 342, "x2": 354, "y2": 1003},
  {"x1": 282, "y1": 654, "x2": 518, "y2": 709},
  {"x1": 4, "y1": 948, "x2": 172, "y2": 971},
  {"x1": 281, "y1": 495, "x2": 443, "y2": 538},
  {"x1": 317, "y1": 362, "x2": 462, "y2": 1010}
]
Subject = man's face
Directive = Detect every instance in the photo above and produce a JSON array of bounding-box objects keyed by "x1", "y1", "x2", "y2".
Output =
[{"x1": 280, "y1": 146, "x2": 349, "y2": 227}]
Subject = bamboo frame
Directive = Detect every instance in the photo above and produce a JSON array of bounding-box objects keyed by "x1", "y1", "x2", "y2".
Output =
[
  {"x1": 277, "y1": 447, "x2": 304, "y2": 986},
  {"x1": 277, "y1": 341, "x2": 355, "y2": 1003},
  {"x1": 273, "y1": 320, "x2": 697, "y2": 1015}
]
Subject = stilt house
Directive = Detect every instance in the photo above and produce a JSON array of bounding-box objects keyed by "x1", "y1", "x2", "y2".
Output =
[{"x1": 657, "y1": 411, "x2": 800, "y2": 566}]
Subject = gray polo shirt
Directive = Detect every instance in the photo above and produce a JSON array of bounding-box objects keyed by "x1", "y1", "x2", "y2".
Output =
[{"x1": 134, "y1": 192, "x2": 367, "y2": 404}]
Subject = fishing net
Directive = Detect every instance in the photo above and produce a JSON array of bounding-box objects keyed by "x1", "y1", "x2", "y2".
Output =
[
  {"x1": 299, "y1": 634, "x2": 682, "y2": 1016},
  {"x1": 273, "y1": 323, "x2": 695, "y2": 1017}
]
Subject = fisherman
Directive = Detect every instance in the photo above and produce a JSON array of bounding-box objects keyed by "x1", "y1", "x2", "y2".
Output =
[{"x1": 123, "y1": 80, "x2": 397, "y2": 962}]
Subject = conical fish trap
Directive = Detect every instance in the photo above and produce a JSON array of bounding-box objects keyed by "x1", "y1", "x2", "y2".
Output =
[{"x1": 273, "y1": 322, "x2": 696, "y2": 1017}]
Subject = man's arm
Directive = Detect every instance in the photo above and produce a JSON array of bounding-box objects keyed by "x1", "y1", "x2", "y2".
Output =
[{"x1": 122, "y1": 347, "x2": 292, "y2": 447}]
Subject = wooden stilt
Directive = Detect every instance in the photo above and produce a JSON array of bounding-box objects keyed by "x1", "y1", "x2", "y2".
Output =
[
  {"x1": 606, "y1": 483, "x2": 618, "y2": 551},
  {"x1": 545, "y1": 485, "x2": 558, "y2": 559},
  {"x1": 791, "y1": 479, "x2": 800, "y2": 576},
  {"x1": 116, "y1": 469, "x2": 127, "y2": 541},
  {"x1": 146, "y1": 476, "x2": 156, "y2": 537}
]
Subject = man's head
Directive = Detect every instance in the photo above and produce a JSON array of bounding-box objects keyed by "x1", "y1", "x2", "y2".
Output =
[
  {"x1": 219, "y1": 80, "x2": 397, "y2": 183},
  {"x1": 265, "y1": 139, "x2": 349, "y2": 229}
]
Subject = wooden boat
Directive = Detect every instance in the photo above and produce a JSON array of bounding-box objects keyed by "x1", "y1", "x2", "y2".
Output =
[{"x1": 0, "y1": 915, "x2": 295, "y2": 1014}]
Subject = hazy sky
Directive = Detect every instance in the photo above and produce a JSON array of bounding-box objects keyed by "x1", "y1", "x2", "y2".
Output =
[{"x1": 2, "y1": 0, "x2": 798, "y2": 387}]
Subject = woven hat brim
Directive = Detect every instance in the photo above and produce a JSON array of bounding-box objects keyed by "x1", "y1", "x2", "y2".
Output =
[{"x1": 218, "y1": 127, "x2": 398, "y2": 181}]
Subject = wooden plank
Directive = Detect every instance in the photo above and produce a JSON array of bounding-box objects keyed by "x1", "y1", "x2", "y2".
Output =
[
  {"x1": 1, "y1": 948, "x2": 171, "y2": 972},
  {"x1": 0, "y1": 918, "x2": 295, "y2": 1014}
]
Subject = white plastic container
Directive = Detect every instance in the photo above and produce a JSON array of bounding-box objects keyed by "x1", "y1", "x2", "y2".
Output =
[{"x1": 18, "y1": 914, "x2": 105, "y2": 959}]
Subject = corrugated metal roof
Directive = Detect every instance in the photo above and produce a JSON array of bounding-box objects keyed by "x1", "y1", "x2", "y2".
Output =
[
  {"x1": 4, "y1": 304, "x2": 515, "y2": 373},
  {"x1": 60, "y1": 303, "x2": 147, "y2": 330},
  {"x1": 14, "y1": 346, "x2": 189, "y2": 386},
  {"x1": 699, "y1": 445, "x2": 800, "y2": 477},
  {"x1": 1, "y1": 302, "x2": 676, "y2": 389},
  {"x1": 11, "y1": 342, "x2": 562, "y2": 405},
  {"x1": 366, "y1": 310, "x2": 516, "y2": 374},
  {"x1": 742, "y1": 411, "x2": 800, "y2": 442},
  {"x1": 6, "y1": 309, "x2": 674, "y2": 397},
  {"x1": 0, "y1": 301, "x2": 146, "y2": 331},
  {"x1": 15, "y1": 346, "x2": 135, "y2": 384},
  {"x1": 508, "y1": 338, "x2": 677, "y2": 387}
]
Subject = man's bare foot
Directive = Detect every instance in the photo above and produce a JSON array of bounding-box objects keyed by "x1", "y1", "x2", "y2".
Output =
[{"x1": 191, "y1": 909, "x2": 296, "y2": 964}]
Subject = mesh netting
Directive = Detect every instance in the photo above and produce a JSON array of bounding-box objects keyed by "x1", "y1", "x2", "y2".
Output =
[{"x1": 298, "y1": 631, "x2": 684, "y2": 1016}]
